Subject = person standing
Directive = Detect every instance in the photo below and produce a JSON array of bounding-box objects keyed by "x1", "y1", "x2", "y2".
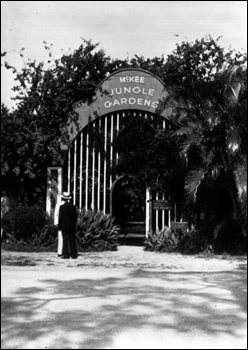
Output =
[
  {"x1": 54, "y1": 197, "x2": 63, "y2": 257},
  {"x1": 58, "y1": 192, "x2": 78, "y2": 259}
]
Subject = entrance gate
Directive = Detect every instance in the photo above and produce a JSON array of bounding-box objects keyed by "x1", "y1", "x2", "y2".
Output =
[{"x1": 47, "y1": 69, "x2": 177, "y2": 235}]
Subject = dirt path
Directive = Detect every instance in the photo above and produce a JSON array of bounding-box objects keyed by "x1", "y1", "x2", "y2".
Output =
[{"x1": 1, "y1": 247, "x2": 247, "y2": 349}]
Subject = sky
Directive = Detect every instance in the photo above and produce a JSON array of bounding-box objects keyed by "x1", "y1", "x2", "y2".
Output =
[{"x1": 1, "y1": 1, "x2": 247, "y2": 109}]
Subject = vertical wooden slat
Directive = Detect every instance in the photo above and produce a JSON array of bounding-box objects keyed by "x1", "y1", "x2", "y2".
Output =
[
  {"x1": 73, "y1": 138, "x2": 77, "y2": 205},
  {"x1": 92, "y1": 122, "x2": 95, "y2": 210},
  {"x1": 85, "y1": 131, "x2": 89, "y2": 210},
  {"x1": 116, "y1": 113, "x2": 119, "y2": 163},
  {"x1": 79, "y1": 132, "x2": 83, "y2": 210},
  {"x1": 162, "y1": 192, "x2": 165, "y2": 229},
  {"x1": 46, "y1": 168, "x2": 52, "y2": 216},
  {"x1": 168, "y1": 195, "x2": 171, "y2": 227},
  {"x1": 97, "y1": 119, "x2": 101, "y2": 211},
  {"x1": 156, "y1": 192, "x2": 159, "y2": 231},
  {"x1": 110, "y1": 114, "x2": 114, "y2": 189},
  {"x1": 103, "y1": 115, "x2": 107, "y2": 214},
  {"x1": 67, "y1": 148, "x2": 71, "y2": 193},
  {"x1": 146, "y1": 188, "x2": 149, "y2": 236}
]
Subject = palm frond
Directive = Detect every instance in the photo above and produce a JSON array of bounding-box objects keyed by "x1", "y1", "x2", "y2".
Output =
[
  {"x1": 185, "y1": 170, "x2": 205, "y2": 200},
  {"x1": 226, "y1": 128, "x2": 241, "y2": 154},
  {"x1": 230, "y1": 82, "x2": 241, "y2": 104},
  {"x1": 210, "y1": 165, "x2": 222, "y2": 179},
  {"x1": 180, "y1": 132, "x2": 203, "y2": 155},
  {"x1": 234, "y1": 158, "x2": 247, "y2": 201},
  {"x1": 173, "y1": 126, "x2": 194, "y2": 137}
]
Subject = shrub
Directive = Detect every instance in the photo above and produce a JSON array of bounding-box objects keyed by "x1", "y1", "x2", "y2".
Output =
[
  {"x1": 8, "y1": 205, "x2": 46, "y2": 241},
  {"x1": 198, "y1": 215, "x2": 247, "y2": 253},
  {"x1": 28, "y1": 215, "x2": 58, "y2": 249},
  {"x1": 177, "y1": 229, "x2": 214, "y2": 254},
  {"x1": 171, "y1": 222, "x2": 188, "y2": 239},
  {"x1": 3, "y1": 214, "x2": 57, "y2": 252},
  {"x1": 144, "y1": 226, "x2": 179, "y2": 252},
  {"x1": 76, "y1": 209, "x2": 120, "y2": 251},
  {"x1": 213, "y1": 219, "x2": 246, "y2": 253},
  {"x1": 144, "y1": 226, "x2": 214, "y2": 254}
]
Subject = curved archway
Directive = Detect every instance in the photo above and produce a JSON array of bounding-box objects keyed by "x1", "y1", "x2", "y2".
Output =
[
  {"x1": 48, "y1": 69, "x2": 177, "y2": 236},
  {"x1": 61, "y1": 68, "x2": 173, "y2": 150}
]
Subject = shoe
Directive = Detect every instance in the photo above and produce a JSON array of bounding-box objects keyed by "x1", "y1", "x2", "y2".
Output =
[
  {"x1": 57, "y1": 254, "x2": 62, "y2": 257},
  {"x1": 71, "y1": 256, "x2": 77, "y2": 259},
  {"x1": 61, "y1": 256, "x2": 69, "y2": 259}
]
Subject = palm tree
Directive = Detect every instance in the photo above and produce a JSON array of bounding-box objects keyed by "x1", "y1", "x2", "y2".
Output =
[{"x1": 171, "y1": 64, "x2": 247, "y2": 237}]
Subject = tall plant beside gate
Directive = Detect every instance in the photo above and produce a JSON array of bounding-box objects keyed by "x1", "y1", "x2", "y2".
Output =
[{"x1": 76, "y1": 209, "x2": 120, "y2": 251}]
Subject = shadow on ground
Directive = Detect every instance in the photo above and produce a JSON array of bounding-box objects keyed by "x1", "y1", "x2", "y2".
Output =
[{"x1": 1, "y1": 266, "x2": 247, "y2": 349}]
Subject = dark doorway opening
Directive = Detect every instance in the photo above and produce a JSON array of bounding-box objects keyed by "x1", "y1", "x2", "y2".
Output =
[{"x1": 111, "y1": 175, "x2": 145, "y2": 246}]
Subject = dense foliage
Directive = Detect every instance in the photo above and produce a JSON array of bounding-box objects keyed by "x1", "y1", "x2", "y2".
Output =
[
  {"x1": 3, "y1": 216, "x2": 58, "y2": 252},
  {"x1": 76, "y1": 209, "x2": 120, "y2": 251},
  {"x1": 113, "y1": 114, "x2": 186, "y2": 203},
  {"x1": 1, "y1": 36, "x2": 247, "y2": 252},
  {"x1": 1, "y1": 40, "x2": 116, "y2": 204},
  {"x1": 3, "y1": 205, "x2": 46, "y2": 241},
  {"x1": 144, "y1": 227, "x2": 180, "y2": 252},
  {"x1": 162, "y1": 37, "x2": 247, "y2": 244},
  {"x1": 2, "y1": 207, "x2": 120, "y2": 252},
  {"x1": 144, "y1": 225, "x2": 246, "y2": 254}
]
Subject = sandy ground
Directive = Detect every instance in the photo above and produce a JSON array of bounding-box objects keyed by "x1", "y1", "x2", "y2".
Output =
[{"x1": 1, "y1": 246, "x2": 247, "y2": 349}]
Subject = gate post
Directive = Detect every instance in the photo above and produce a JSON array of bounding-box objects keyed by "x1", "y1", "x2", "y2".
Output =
[
  {"x1": 146, "y1": 187, "x2": 153, "y2": 236},
  {"x1": 46, "y1": 167, "x2": 62, "y2": 217}
]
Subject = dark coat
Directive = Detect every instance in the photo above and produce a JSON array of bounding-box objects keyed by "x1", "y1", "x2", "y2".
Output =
[{"x1": 58, "y1": 202, "x2": 78, "y2": 231}]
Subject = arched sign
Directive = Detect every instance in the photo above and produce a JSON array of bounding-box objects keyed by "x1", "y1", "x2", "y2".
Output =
[
  {"x1": 61, "y1": 68, "x2": 171, "y2": 149},
  {"x1": 96, "y1": 69, "x2": 168, "y2": 113}
]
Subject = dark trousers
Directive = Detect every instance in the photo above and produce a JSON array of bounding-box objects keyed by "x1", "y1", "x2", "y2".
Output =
[{"x1": 62, "y1": 229, "x2": 77, "y2": 257}]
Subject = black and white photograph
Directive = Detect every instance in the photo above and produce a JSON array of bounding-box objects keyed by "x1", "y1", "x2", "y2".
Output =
[{"x1": 1, "y1": 1, "x2": 247, "y2": 349}]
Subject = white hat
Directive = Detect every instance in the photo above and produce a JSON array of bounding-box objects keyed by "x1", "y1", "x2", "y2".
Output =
[{"x1": 61, "y1": 192, "x2": 71, "y2": 200}]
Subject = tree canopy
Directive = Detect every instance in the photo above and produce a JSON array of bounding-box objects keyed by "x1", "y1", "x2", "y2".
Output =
[
  {"x1": 1, "y1": 35, "x2": 247, "y2": 236},
  {"x1": 160, "y1": 36, "x2": 247, "y2": 240}
]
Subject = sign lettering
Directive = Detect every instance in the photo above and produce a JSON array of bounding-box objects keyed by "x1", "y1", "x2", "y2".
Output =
[
  {"x1": 120, "y1": 76, "x2": 145, "y2": 83},
  {"x1": 153, "y1": 200, "x2": 172, "y2": 210},
  {"x1": 103, "y1": 75, "x2": 159, "y2": 110}
]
